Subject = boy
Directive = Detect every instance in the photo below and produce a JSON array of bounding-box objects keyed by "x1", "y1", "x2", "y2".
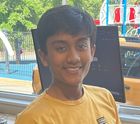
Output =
[{"x1": 15, "y1": 5, "x2": 121, "y2": 124}]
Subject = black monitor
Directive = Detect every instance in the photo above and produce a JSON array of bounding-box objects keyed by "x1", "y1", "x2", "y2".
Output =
[{"x1": 31, "y1": 26, "x2": 125, "y2": 103}]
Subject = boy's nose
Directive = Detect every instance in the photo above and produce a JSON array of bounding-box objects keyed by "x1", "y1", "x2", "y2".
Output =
[{"x1": 66, "y1": 48, "x2": 80, "y2": 64}]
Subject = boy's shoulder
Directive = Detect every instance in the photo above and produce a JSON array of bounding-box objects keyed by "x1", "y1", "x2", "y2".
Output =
[
  {"x1": 83, "y1": 84, "x2": 113, "y2": 100},
  {"x1": 15, "y1": 92, "x2": 51, "y2": 123},
  {"x1": 83, "y1": 84, "x2": 111, "y2": 93}
]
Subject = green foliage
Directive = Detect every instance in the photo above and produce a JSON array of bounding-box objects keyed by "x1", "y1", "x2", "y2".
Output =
[
  {"x1": 1, "y1": 0, "x2": 139, "y2": 32},
  {"x1": 0, "y1": 0, "x2": 103, "y2": 33},
  {"x1": 0, "y1": 0, "x2": 46, "y2": 32},
  {"x1": 82, "y1": 0, "x2": 102, "y2": 19},
  {"x1": 129, "y1": 0, "x2": 140, "y2": 4},
  {"x1": 68, "y1": 0, "x2": 102, "y2": 18}
]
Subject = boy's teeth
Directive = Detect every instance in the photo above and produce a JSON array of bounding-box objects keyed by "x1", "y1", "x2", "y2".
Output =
[{"x1": 67, "y1": 68, "x2": 79, "y2": 71}]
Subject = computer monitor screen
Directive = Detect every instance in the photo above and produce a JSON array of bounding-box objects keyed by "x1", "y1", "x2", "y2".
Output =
[{"x1": 84, "y1": 26, "x2": 125, "y2": 102}]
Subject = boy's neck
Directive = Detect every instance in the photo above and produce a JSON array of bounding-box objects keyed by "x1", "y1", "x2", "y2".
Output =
[{"x1": 46, "y1": 83, "x2": 84, "y2": 101}]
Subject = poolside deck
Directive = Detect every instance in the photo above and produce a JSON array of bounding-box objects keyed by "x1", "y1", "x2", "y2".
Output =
[{"x1": 0, "y1": 77, "x2": 33, "y2": 94}]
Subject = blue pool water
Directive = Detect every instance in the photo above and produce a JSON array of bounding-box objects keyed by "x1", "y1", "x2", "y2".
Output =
[{"x1": 0, "y1": 61, "x2": 36, "y2": 81}]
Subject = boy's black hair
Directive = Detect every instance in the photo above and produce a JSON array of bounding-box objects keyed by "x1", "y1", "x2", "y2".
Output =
[{"x1": 37, "y1": 5, "x2": 96, "y2": 53}]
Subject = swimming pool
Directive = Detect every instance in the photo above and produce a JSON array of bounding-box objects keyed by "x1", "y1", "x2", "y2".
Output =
[{"x1": 0, "y1": 61, "x2": 36, "y2": 81}]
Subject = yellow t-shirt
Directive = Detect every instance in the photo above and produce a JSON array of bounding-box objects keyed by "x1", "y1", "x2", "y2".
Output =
[{"x1": 15, "y1": 85, "x2": 121, "y2": 124}]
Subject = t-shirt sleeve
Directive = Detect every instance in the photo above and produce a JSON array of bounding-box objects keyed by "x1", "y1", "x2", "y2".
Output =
[
  {"x1": 107, "y1": 91, "x2": 121, "y2": 124},
  {"x1": 15, "y1": 112, "x2": 37, "y2": 124}
]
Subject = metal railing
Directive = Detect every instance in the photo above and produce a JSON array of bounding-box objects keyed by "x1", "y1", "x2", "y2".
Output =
[{"x1": 0, "y1": 31, "x2": 36, "y2": 80}]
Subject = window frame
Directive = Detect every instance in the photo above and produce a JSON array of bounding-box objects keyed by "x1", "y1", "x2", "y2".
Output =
[
  {"x1": 0, "y1": 91, "x2": 36, "y2": 114},
  {"x1": 119, "y1": 103, "x2": 140, "y2": 123}
]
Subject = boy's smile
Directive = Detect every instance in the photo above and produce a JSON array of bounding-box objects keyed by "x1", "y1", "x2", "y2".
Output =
[
  {"x1": 63, "y1": 66, "x2": 82, "y2": 74},
  {"x1": 40, "y1": 32, "x2": 95, "y2": 87}
]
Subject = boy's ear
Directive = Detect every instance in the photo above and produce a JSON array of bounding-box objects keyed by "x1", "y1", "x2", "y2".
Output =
[
  {"x1": 91, "y1": 44, "x2": 96, "y2": 62},
  {"x1": 38, "y1": 49, "x2": 48, "y2": 67}
]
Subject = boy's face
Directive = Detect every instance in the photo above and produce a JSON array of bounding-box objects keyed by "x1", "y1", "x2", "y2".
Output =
[{"x1": 39, "y1": 32, "x2": 95, "y2": 87}]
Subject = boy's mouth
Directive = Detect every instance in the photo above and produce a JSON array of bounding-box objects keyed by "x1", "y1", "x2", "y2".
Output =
[{"x1": 64, "y1": 66, "x2": 82, "y2": 74}]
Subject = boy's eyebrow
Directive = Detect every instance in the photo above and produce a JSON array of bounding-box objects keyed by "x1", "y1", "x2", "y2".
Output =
[
  {"x1": 77, "y1": 37, "x2": 90, "y2": 42},
  {"x1": 49, "y1": 40, "x2": 66, "y2": 45},
  {"x1": 47, "y1": 35, "x2": 90, "y2": 45}
]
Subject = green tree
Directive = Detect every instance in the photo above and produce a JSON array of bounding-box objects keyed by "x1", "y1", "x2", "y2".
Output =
[
  {"x1": 0, "y1": 0, "x2": 53, "y2": 32},
  {"x1": 68, "y1": 0, "x2": 102, "y2": 19},
  {"x1": 82, "y1": 0, "x2": 102, "y2": 19},
  {"x1": 0, "y1": 0, "x2": 102, "y2": 32}
]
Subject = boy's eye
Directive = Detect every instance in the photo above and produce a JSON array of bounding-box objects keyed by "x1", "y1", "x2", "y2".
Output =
[
  {"x1": 56, "y1": 46, "x2": 67, "y2": 52},
  {"x1": 77, "y1": 42, "x2": 89, "y2": 50}
]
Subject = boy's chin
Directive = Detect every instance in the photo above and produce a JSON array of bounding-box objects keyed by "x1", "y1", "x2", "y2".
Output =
[{"x1": 65, "y1": 80, "x2": 83, "y2": 87}]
